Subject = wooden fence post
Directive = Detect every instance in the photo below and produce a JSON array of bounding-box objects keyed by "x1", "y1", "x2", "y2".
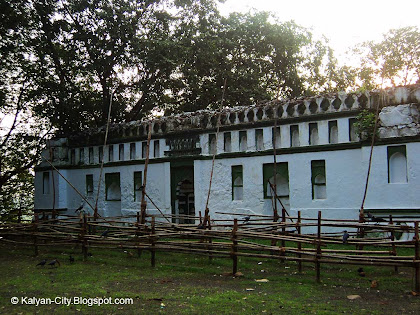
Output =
[
  {"x1": 414, "y1": 221, "x2": 419, "y2": 294},
  {"x1": 136, "y1": 212, "x2": 142, "y2": 257},
  {"x1": 208, "y1": 215, "x2": 213, "y2": 261},
  {"x1": 232, "y1": 219, "x2": 238, "y2": 275},
  {"x1": 281, "y1": 208, "x2": 286, "y2": 248},
  {"x1": 297, "y1": 211, "x2": 302, "y2": 273},
  {"x1": 358, "y1": 210, "x2": 365, "y2": 252},
  {"x1": 389, "y1": 215, "x2": 398, "y2": 274},
  {"x1": 150, "y1": 216, "x2": 156, "y2": 267},
  {"x1": 315, "y1": 211, "x2": 322, "y2": 283},
  {"x1": 33, "y1": 213, "x2": 39, "y2": 256},
  {"x1": 82, "y1": 214, "x2": 88, "y2": 261}
]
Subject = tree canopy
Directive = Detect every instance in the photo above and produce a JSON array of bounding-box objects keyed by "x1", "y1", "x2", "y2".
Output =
[
  {"x1": 354, "y1": 26, "x2": 420, "y2": 89},
  {"x1": 2, "y1": 0, "x2": 342, "y2": 135}
]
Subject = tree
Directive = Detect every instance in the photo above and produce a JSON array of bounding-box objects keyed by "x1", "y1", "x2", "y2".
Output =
[
  {"x1": 169, "y1": 11, "x2": 341, "y2": 112},
  {"x1": 354, "y1": 26, "x2": 420, "y2": 88},
  {"x1": 16, "y1": 0, "x2": 341, "y2": 129},
  {"x1": 0, "y1": 0, "x2": 51, "y2": 221}
]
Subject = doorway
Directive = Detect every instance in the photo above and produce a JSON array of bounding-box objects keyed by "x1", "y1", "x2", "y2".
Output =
[{"x1": 171, "y1": 162, "x2": 195, "y2": 224}]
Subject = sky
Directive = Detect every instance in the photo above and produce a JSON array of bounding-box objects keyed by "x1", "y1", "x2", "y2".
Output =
[{"x1": 219, "y1": 0, "x2": 420, "y2": 63}]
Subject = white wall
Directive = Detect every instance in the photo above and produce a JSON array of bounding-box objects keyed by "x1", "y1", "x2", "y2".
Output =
[
  {"x1": 193, "y1": 143, "x2": 420, "y2": 229},
  {"x1": 34, "y1": 162, "x2": 172, "y2": 219}
]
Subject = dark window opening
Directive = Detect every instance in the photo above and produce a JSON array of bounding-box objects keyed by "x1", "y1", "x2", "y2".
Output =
[
  {"x1": 105, "y1": 173, "x2": 121, "y2": 201},
  {"x1": 42, "y1": 172, "x2": 50, "y2": 195},
  {"x1": 99, "y1": 146, "x2": 103, "y2": 163},
  {"x1": 311, "y1": 160, "x2": 326, "y2": 199},
  {"x1": 134, "y1": 171, "x2": 142, "y2": 201},
  {"x1": 86, "y1": 174, "x2": 93, "y2": 195},
  {"x1": 209, "y1": 134, "x2": 217, "y2": 154},
  {"x1": 142, "y1": 142, "x2": 148, "y2": 159},
  {"x1": 79, "y1": 148, "x2": 84, "y2": 164},
  {"x1": 255, "y1": 129, "x2": 264, "y2": 151},
  {"x1": 263, "y1": 163, "x2": 289, "y2": 199},
  {"x1": 88, "y1": 147, "x2": 94, "y2": 164},
  {"x1": 290, "y1": 125, "x2": 300, "y2": 147},
  {"x1": 232, "y1": 165, "x2": 243, "y2": 200},
  {"x1": 239, "y1": 131, "x2": 247, "y2": 151},
  {"x1": 108, "y1": 145, "x2": 114, "y2": 162},
  {"x1": 272, "y1": 127, "x2": 281, "y2": 149},
  {"x1": 119, "y1": 144, "x2": 124, "y2": 161},
  {"x1": 349, "y1": 118, "x2": 359, "y2": 142},
  {"x1": 154, "y1": 140, "x2": 160, "y2": 158},
  {"x1": 328, "y1": 120, "x2": 338, "y2": 144},
  {"x1": 309, "y1": 123, "x2": 319, "y2": 145},
  {"x1": 130, "y1": 143, "x2": 136, "y2": 160},
  {"x1": 224, "y1": 132, "x2": 232, "y2": 152}
]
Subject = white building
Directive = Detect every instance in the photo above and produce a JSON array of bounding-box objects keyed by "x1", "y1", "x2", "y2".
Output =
[{"x1": 34, "y1": 85, "x2": 420, "y2": 223}]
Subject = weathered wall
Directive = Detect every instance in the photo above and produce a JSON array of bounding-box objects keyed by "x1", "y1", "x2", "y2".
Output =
[
  {"x1": 194, "y1": 142, "x2": 420, "y2": 231},
  {"x1": 34, "y1": 162, "x2": 172, "y2": 218}
]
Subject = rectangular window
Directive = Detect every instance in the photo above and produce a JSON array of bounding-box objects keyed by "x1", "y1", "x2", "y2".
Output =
[
  {"x1": 262, "y1": 163, "x2": 289, "y2": 199},
  {"x1": 130, "y1": 143, "x2": 136, "y2": 160},
  {"x1": 349, "y1": 118, "x2": 359, "y2": 142},
  {"x1": 134, "y1": 171, "x2": 142, "y2": 201},
  {"x1": 255, "y1": 129, "x2": 264, "y2": 151},
  {"x1": 142, "y1": 142, "x2": 147, "y2": 159},
  {"x1": 86, "y1": 174, "x2": 93, "y2": 195},
  {"x1": 108, "y1": 145, "x2": 114, "y2": 162},
  {"x1": 209, "y1": 134, "x2": 216, "y2": 154},
  {"x1": 328, "y1": 120, "x2": 338, "y2": 144},
  {"x1": 119, "y1": 144, "x2": 124, "y2": 161},
  {"x1": 239, "y1": 131, "x2": 247, "y2": 151},
  {"x1": 224, "y1": 132, "x2": 232, "y2": 152},
  {"x1": 70, "y1": 149, "x2": 76, "y2": 164},
  {"x1": 290, "y1": 125, "x2": 300, "y2": 147},
  {"x1": 309, "y1": 123, "x2": 319, "y2": 145},
  {"x1": 99, "y1": 146, "x2": 103, "y2": 163},
  {"x1": 79, "y1": 148, "x2": 84, "y2": 164},
  {"x1": 232, "y1": 165, "x2": 243, "y2": 200},
  {"x1": 42, "y1": 172, "x2": 50, "y2": 194},
  {"x1": 89, "y1": 147, "x2": 94, "y2": 164},
  {"x1": 154, "y1": 140, "x2": 160, "y2": 158},
  {"x1": 387, "y1": 145, "x2": 407, "y2": 183},
  {"x1": 311, "y1": 160, "x2": 326, "y2": 199},
  {"x1": 105, "y1": 173, "x2": 121, "y2": 201},
  {"x1": 272, "y1": 127, "x2": 281, "y2": 149}
]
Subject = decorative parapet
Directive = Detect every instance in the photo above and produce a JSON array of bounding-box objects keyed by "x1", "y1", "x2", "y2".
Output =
[{"x1": 65, "y1": 84, "x2": 420, "y2": 146}]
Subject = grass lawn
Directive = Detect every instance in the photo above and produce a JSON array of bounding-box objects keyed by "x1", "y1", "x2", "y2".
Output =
[{"x1": 0, "y1": 243, "x2": 419, "y2": 314}]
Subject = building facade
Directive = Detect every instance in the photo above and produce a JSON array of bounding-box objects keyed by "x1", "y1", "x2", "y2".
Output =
[{"x1": 34, "y1": 85, "x2": 420, "y2": 223}]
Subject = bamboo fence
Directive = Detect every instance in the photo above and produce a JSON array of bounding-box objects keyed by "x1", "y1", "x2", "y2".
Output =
[{"x1": 0, "y1": 210, "x2": 419, "y2": 293}]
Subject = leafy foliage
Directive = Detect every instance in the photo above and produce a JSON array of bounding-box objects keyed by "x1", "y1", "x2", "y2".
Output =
[
  {"x1": 354, "y1": 26, "x2": 420, "y2": 88},
  {"x1": 353, "y1": 110, "x2": 378, "y2": 141},
  {"x1": 2, "y1": 0, "x2": 341, "y2": 133}
]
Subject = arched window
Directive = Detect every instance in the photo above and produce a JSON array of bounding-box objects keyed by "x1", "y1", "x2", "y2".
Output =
[
  {"x1": 255, "y1": 129, "x2": 264, "y2": 151},
  {"x1": 224, "y1": 132, "x2": 232, "y2": 152},
  {"x1": 290, "y1": 125, "x2": 300, "y2": 147},
  {"x1": 239, "y1": 131, "x2": 247, "y2": 151},
  {"x1": 309, "y1": 123, "x2": 319, "y2": 145},
  {"x1": 329, "y1": 120, "x2": 338, "y2": 144},
  {"x1": 263, "y1": 162, "x2": 289, "y2": 199},
  {"x1": 105, "y1": 173, "x2": 121, "y2": 201},
  {"x1": 232, "y1": 165, "x2": 243, "y2": 200},
  {"x1": 311, "y1": 160, "x2": 326, "y2": 199},
  {"x1": 209, "y1": 134, "x2": 217, "y2": 154},
  {"x1": 267, "y1": 175, "x2": 289, "y2": 198},
  {"x1": 388, "y1": 146, "x2": 407, "y2": 183}
]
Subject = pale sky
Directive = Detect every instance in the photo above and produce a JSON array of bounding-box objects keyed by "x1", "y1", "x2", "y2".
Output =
[{"x1": 219, "y1": 0, "x2": 420, "y2": 63}]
